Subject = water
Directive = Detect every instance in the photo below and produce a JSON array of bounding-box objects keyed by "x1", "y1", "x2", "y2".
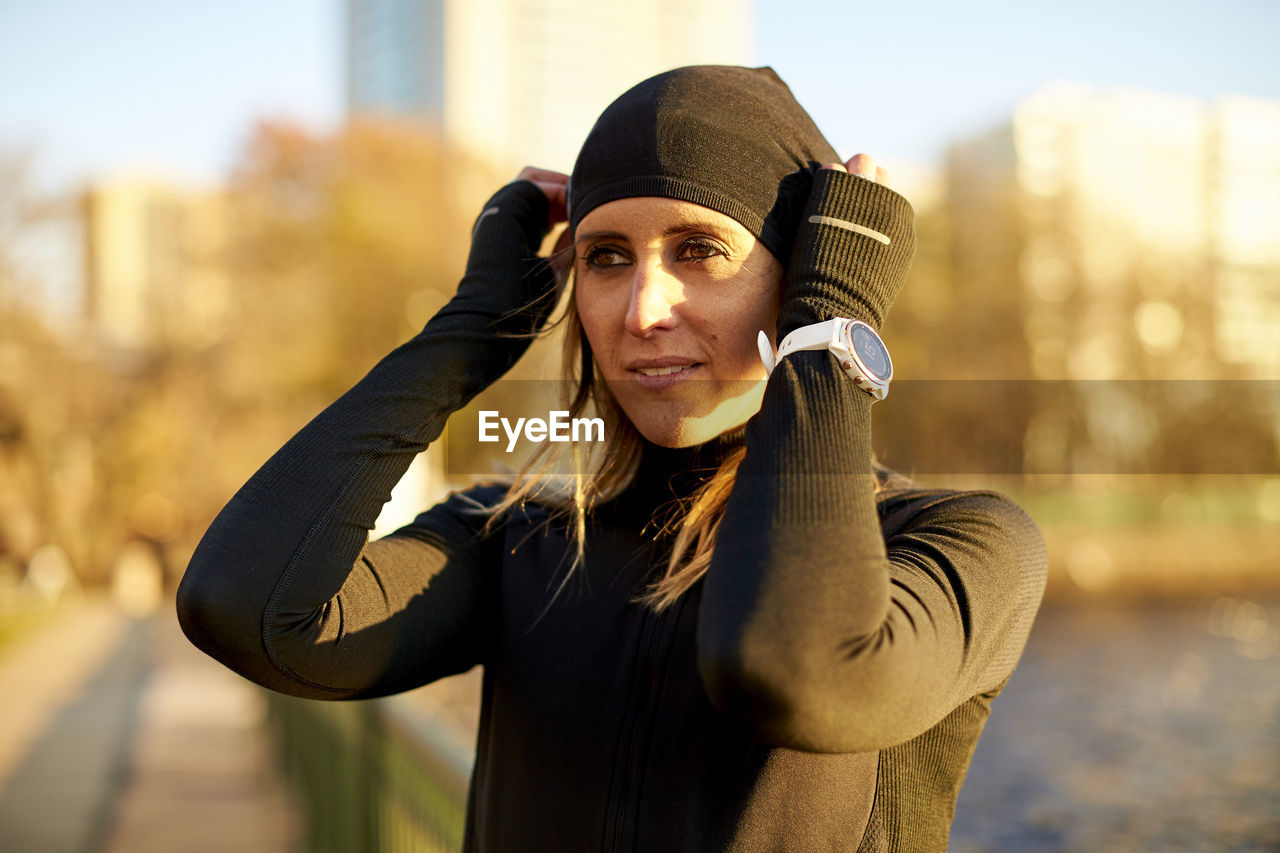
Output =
[{"x1": 950, "y1": 597, "x2": 1280, "y2": 852}]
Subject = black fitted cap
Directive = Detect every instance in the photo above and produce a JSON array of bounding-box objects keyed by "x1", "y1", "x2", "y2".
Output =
[{"x1": 568, "y1": 65, "x2": 840, "y2": 263}]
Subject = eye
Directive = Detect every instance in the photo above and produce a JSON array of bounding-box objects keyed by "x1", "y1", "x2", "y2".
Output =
[
  {"x1": 677, "y1": 238, "x2": 726, "y2": 263},
  {"x1": 580, "y1": 244, "x2": 630, "y2": 269}
]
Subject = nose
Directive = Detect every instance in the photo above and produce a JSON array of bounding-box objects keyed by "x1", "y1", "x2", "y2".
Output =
[{"x1": 623, "y1": 260, "x2": 683, "y2": 337}]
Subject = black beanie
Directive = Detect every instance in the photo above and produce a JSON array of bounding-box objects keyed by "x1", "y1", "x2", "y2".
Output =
[{"x1": 568, "y1": 65, "x2": 840, "y2": 263}]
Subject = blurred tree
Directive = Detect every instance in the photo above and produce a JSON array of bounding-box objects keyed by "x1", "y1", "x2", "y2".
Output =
[
  {"x1": 175, "y1": 118, "x2": 532, "y2": 550},
  {"x1": 220, "y1": 118, "x2": 499, "y2": 403},
  {"x1": 874, "y1": 165, "x2": 1038, "y2": 479},
  {"x1": 4, "y1": 123, "x2": 515, "y2": 588},
  {"x1": 214, "y1": 119, "x2": 558, "y2": 487},
  {"x1": 0, "y1": 149, "x2": 78, "y2": 580}
]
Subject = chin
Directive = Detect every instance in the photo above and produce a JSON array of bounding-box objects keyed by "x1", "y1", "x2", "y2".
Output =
[
  {"x1": 607, "y1": 379, "x2": 766, "y2": 448},
  {"x1": 632, "y1": 419, "x2": 711, "y2": 449},
  {"x1": 624, "y1": 401, "x2": 761, "y2": 449}
]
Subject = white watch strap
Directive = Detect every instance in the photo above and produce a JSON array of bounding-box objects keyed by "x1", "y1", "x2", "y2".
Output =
[
  {"x1": 760, "y1": 319, "x2": 846, "y2": 377},
  {"x1": 760, "y1": 317, "x2": 890, "y2": 399},
  {"x1": 777, "y1": 319, "x2": 844, "y2": 360}
]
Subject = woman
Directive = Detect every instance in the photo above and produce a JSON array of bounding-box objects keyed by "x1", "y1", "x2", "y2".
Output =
[{"x1": 178, "y1": 65, "x2": 1047, "y2": 851}]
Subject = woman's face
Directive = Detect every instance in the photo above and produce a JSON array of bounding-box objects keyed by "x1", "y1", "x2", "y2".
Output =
[{"x1": 573, "y1": 196, "x2": 783, "y2": 448}]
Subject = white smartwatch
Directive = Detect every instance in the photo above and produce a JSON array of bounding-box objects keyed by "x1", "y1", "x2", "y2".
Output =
[{"x1": 757, "y1": 318, "x2": 893, "y2": 400}]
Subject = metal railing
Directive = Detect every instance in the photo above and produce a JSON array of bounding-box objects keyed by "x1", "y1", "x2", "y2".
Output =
[{"x1": 265, "y1": 691, "x2": 473, "y2": 853}]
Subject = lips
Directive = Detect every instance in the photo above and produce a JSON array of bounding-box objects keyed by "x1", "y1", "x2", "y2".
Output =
[
  {"x1": 627, "y1": 356, "x2": 701, "y2": 371},
  {"x1": 625, "y1": 357, "x2": 703, "y2": 387},
  {"x1": 635, "y1": 364, "x2": 696, "y2": 377}
]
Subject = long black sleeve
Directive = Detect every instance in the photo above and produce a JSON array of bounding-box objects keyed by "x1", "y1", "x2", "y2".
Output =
[
  {"x1": 697, "y1": 172, "x2": 1047, "y2": 753},
  {"x1": 177, "y1": 180, "x2": 555, "y2": 699}
]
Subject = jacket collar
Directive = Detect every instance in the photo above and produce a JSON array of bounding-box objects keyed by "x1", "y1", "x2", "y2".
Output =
[{"x1": 608, "y1": 426, "x2": 747, "y2": 532}]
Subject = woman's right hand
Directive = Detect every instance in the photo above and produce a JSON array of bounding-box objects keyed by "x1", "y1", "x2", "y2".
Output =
[
  {"x1": 513, "y1": 166, "x2": 573, "y2": 259},
  {"x1": 451, "y1": 168, "x2": 569, "y2": 348},
  {"x1": 514, "y1": 166, "x2": 569, "y2": 228}
]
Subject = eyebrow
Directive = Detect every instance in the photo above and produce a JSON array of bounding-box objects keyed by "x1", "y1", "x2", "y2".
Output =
[{"x1": 575, "y1": 220, "x2": 737, "y2": 246}]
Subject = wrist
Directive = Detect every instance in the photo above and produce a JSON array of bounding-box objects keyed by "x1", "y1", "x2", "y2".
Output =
[
  {"x1": 475, "y1": 179, "x2": 553, "y2": 252},
  {"x1": 767, "y1": 318, "x2": 893, "y2": 400},
  {"x1": 454, "y1": 180, "x2": 558, "y2": 336}
]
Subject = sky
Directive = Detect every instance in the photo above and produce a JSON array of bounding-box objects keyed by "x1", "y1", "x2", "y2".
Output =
[
  {"x1": 2, "y1": 0, "x2": 1279, "y2": 192},
  {"x1": 761, "y1": 0, "x2": 1280, "y2": 169}
]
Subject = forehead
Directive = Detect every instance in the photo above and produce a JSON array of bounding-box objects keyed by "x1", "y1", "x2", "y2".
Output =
[{"x1": 574, "y1": 197, "x2": 753, "y2": 244}]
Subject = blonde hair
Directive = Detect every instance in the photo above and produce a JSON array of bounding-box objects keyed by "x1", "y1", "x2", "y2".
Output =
[{"x1": 485, "y1": 245, "x2": 900, "y2": 613}]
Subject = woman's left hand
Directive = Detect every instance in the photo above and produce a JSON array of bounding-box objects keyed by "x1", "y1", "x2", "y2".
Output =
[
  {"x1": 775, "y1": 151, "x2": 916, "y2": 337},
  {"x1": 823, "y1": 152, "x2": 891, "y2": 188}
]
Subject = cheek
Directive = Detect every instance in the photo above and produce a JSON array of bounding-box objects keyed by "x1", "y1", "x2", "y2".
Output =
[
  {"x1": 725, "y1": 275, "x2": 782, "y2": 339},
  {"x1": 573, "y1": 285, "x2": 601, "y2": 336},
  {"x1": 757, "y1": 272, "x2": 784, "y2": 337},
  {"x1": 574, "y1": 286, "x2": 619, "y2": 360}
]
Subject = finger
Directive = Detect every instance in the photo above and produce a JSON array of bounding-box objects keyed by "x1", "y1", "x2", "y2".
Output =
[
  {"x1": 517, "y1": 166, "x2": 569, "y2": 185},
  {"x1": 820, "y1": 161, "x2": 847, "y2": 172},
  {"x1": 531, "y1": 181, "x2": 568, "y2": 224},
  {"x1": 845, "y1": 153, "x2": 876, "y2": 179},
  {"x1": 875, "y1": 165, "x2": 891, "y2": 189},
  {"x1": 532, "y1": 180, "x2": 567, "y2": 205}
]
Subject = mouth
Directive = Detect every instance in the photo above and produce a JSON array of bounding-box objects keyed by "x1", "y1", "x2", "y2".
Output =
[
  {"x1": 634, "y1": 364, "x2": 697, "y2": 377},
  {"x1": 626, "y1": 360, "x2": 703, "y2": 388}
]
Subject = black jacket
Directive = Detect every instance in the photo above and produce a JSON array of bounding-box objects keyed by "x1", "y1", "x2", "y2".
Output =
[{"x1": 177, "y1": 178, "x2": 1048, "y2": 851}]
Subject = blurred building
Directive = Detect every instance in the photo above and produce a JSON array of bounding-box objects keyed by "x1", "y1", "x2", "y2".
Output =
[
  {"x1": 1211, "y1": 95, "x2": 1280, "y2": 372},
  {"x1": 946, "y1": 83, "x2": 1280, "y2": 381},
  {"x1": 346, "y1": 0, "x2": 753, "y2": 174},
  {"x1": 939, "y1": 85, "x2": 1280, "y2": 478},
  {"x1": 82, "y1": 174, "x2": 230, "y2": 353}
]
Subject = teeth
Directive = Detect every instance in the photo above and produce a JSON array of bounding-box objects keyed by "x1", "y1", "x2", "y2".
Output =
[{"x1": 637, "y1": 364, "x2": 694, "y2": 377}]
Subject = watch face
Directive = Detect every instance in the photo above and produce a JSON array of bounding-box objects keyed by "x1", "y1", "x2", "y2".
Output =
[{"x1": 849, "y1": 323, "x2": 891, "y2": 381}]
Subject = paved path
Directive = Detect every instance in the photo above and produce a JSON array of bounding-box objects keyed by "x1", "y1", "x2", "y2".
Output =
[
  {"x1": 0, "y1": 596, "x2": 142, "y2": 852},
  {"x1": 0, "y1": 594, "x2": 302, "y2": 853},
  {"x1": 0, "y1": 598, "x2": 131, "y2": 794}
]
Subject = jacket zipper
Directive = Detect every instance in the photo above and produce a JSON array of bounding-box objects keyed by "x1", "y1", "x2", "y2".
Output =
[
  {"x1": 603, "y1": 601, "x2": 654, "y2": 851},
  {"x1": 610, "y1": 588, "x2": 692, "y2": 852}
]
